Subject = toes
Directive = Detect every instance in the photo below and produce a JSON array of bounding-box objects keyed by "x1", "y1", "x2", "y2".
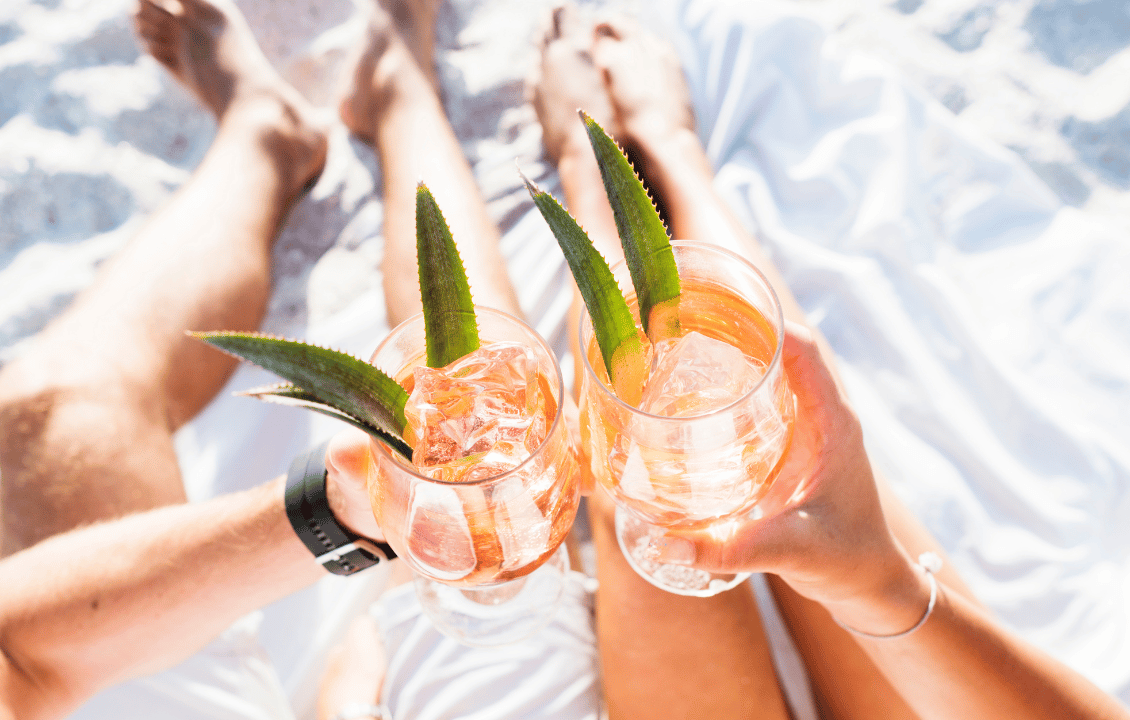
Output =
[
  {"x1": 135, "y1": 0, "x2": 179, "y2": 39},
  {"x1": 593, "y1": 12, "x2": 635, "y2": 42},
  {"x1": 551, "y1": 5, "x2": 567, "y2": 40},
  {"x1": 134, "y1": 2, "x2": 178, "y2": 64},
  {"x1": 136, "y1": 0, "x2": 172, "y2": 22},
  {"x1": 177, "y1": 0, "x2": 226, "y2": 24},
  {"x1": 594, "y1": 21, "x2": 616, "y2": 40},
  {"x1": 539, "y1": 4, "x2": 568, "y2": 49},
  {"x1": 546, "y1": 2, "x2": 590, "y2": 45}
]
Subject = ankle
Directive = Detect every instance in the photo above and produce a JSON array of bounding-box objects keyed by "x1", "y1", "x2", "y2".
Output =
[
  {"x1": 374, "y1": 47, "x2": 436, "y2": 116},
  {"x1": 220, "y1": 94, "x2": 328, "y2": 194},
  {"x1": 627, "y1": 123, "x2": 698, "y2": 162},
  {"x1": 557, "y1": 121, "x2": 602, "y2": 167}
]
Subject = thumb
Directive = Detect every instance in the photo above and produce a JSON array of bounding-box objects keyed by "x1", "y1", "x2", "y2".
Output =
[{"x1": 323, "y1": 427, "x2": 384, "y2": 540}]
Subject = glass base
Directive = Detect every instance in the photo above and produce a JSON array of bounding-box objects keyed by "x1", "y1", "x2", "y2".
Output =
[
  {"x1": 414, "y1": 545, "x2": 570, "y2": 647},
  {"x1": 616, "y1": 508, "x2": 750, "y2": 597}
]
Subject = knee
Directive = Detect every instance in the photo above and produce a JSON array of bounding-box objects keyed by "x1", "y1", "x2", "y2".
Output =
[
  {"x1": 0, "y1": 353, "x2": 139, "y2": 455},
  {"x1": 0, "y1": 358, "x2": 59, "y2": 443}
]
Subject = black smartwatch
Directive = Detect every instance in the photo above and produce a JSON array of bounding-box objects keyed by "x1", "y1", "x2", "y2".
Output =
[{"x1": 285, "y1": 439, "x2": 396, "y2": 575}]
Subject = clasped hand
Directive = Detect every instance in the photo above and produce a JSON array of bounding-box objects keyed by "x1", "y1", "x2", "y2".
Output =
[{"x1": 653, "y1": 322, "x2": 931, "y2": 634}]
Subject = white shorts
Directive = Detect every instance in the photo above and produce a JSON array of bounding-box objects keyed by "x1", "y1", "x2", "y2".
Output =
[
  {"x1": 66, "y1": 572, "x2": 602, "y2": 720},
  {"x1": 374, "y1": 573, "x2": 601, "y2": 720}
]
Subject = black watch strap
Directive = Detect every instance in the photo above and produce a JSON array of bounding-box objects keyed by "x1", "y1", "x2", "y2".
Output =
[{"x1": 285, "y1": 439, "x2": 396, "y2": 576}]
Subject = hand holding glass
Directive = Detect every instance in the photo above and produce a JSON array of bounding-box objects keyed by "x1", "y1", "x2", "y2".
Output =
[
  {"x1": 368, "y1": 308, "x2": 580, "y2": 645},
  {"x1": 578, "y1": 242, "x2": 794, "y2": 596}
]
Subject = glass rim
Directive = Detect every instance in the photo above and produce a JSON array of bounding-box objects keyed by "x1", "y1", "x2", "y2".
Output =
[
  {"x1": 369, "y1": 305, "x2": 566, "y2": 488},
  {"x1": 578, "y1": 240, "x2": 786, "y2": 421}
]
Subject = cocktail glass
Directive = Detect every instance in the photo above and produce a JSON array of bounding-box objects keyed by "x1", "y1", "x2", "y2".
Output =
[
  {"x1": 368, "y1": 307, "x2": 580, "y2": 646},
  {"x1": 578, "y1": 241, "x2": 794, "y2": 597}
]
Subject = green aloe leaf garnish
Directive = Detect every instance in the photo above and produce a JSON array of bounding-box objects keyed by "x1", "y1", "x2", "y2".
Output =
[
  {"x1": 194, "y1": 331, "x2": 409, "y2": 446},
  {"x1": 522, "y1": 172, "x2": 648, "y2": 405},
  {"x1": 241, "y1": 383, "x2": 412, "y2": 459},
  {"x1": 580, "y1": 111, "x2": 681, "y2": 341},
  {"x1": 193, "y1": 185, "x2": 490, "y2": 460},
  {"x1": 416, "y1": 183, "x2": 479, "y2": 368}
]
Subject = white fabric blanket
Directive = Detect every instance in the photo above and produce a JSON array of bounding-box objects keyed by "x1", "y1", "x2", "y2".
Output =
[
  {"x1": 664, "y1": 1, "x2": 1130, "y2": 699},
  {"x1": 2, "y1": 0, "x2": 1129, "y2": 715}
]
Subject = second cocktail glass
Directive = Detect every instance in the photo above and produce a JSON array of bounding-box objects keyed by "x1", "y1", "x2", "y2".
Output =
[
  {"x1": 368, "y1": 307, "x2": 580, "y2": 646},
  {"x1": 579, "y1": 242, "x2": 794, "y2": 597}
]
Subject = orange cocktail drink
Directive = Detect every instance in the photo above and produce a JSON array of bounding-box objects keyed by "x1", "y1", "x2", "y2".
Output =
[
  {"x1": 368, "y1": 307, "x2": 579, "y2": 644},
  {"x1": 579, "y1": 242, "x2": 794, "y2": 596}
]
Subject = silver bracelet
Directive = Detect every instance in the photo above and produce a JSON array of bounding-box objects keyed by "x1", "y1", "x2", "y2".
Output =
[
  {"x1": 330, "y1": 703, "x2": 389, "y2": 720},
  {"x1": 834, "y1": 551, "x2": 943, "y2": 640}
]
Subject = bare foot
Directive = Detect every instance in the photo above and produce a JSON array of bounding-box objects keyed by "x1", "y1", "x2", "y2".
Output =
[
  {"x1": 530, "y1": 3, "x2": 624, "y2": 164},
  {"x1": 315, "y1": 614, "x2": 388, "y2": 720},
  {"x1": 339, "y1": 0, "x2": 441, "y2": 143},
  {"x1": 592, "y1": 13, "x2": 695, "y2": 147},
  {"x1": 134, "y1": 0, "x2": 327, "y2": 190}
]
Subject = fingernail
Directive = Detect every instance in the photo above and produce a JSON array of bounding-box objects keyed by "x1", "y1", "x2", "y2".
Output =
[{"x1": 654, "y1": 536, "x2": 696, "y2": 566}]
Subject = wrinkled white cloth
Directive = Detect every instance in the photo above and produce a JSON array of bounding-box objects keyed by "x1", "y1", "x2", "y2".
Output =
[
  {"x1": 3, "y1": 0, "x2": 1125, "y2": 716},
  {"x1": 657, "y1": 0, "x2": 1130, "y2": 700},
  {"x1": 374, "y1": 574, "x2": 600, "y2": 720}
]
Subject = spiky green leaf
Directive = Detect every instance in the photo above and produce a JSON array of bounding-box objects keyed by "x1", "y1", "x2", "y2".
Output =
[
  {"x1": 241, "y1": 383, "x2": 412, "y2": 459},
  {"x1": 416, "y1": 183, "x2": 479, "y2": 368},
  {"x1": 193, "y1": 332, "x2": 408, "y2": 442},
  {"x1": 522, "y1": 172, "x2": 648, "y2": 405},
  {"x1": 581, "y1": 111, "x2": 680, "y2": 341}
]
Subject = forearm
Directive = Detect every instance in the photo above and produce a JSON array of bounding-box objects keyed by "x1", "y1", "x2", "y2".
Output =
[
  {"x1": 828, "y1": 561, "x2": 1130, "y2": 720},
  {"x1": 0, "y1": 476, "x2": 323, "y2": 720}
]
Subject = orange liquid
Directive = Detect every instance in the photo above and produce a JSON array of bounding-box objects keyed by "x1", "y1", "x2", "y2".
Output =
[
  {"x1": 580, "y1": 277, "x2": 793, "y2": 529},
  {"x1": 369, "y1": 345, "x2": 578, "y2": 586}
]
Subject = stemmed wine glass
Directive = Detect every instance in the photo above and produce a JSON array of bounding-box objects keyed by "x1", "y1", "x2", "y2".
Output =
[
  {"x1": 578, "y1": 242, "x2": 794, "y2": 597},
  {"x1": 367, "y1": 307, "x2": 580, "y2": 646}
]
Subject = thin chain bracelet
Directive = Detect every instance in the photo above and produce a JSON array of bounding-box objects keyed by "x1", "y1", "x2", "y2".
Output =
[
  {"x1": 330, "y1": 703, "x2": 389, "y2": 720},
  {"x1": 833, "y1": 552, "x2": 944, "y2": 640}
]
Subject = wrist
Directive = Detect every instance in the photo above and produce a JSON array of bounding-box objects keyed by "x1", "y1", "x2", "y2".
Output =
[
  {"x1": 287, "y1": 440, "x2": 395, "y2": 575},
  {"x1": 822, "y1": 546, "x2": 933, "y2": 637}
]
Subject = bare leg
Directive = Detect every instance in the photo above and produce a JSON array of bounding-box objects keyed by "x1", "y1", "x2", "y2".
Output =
[
  {"x1": 592, "y1": 14, "x2": 981, "y2": 719},
  {"x1": 533, "y1": 7, "x2": 790, "y2": 719},
  {"x1": 339, "y1": 0, "x2": 588, "y2": 591},
  {"x1": 0, "y1": 0, "x2": 327, "y2": 555},
  {"x1": 316, "y1": 614, "x2": 387, "y2": 720},
  {"x1": 340, "y1": 0, "x2": 520, "y2": 325}
]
